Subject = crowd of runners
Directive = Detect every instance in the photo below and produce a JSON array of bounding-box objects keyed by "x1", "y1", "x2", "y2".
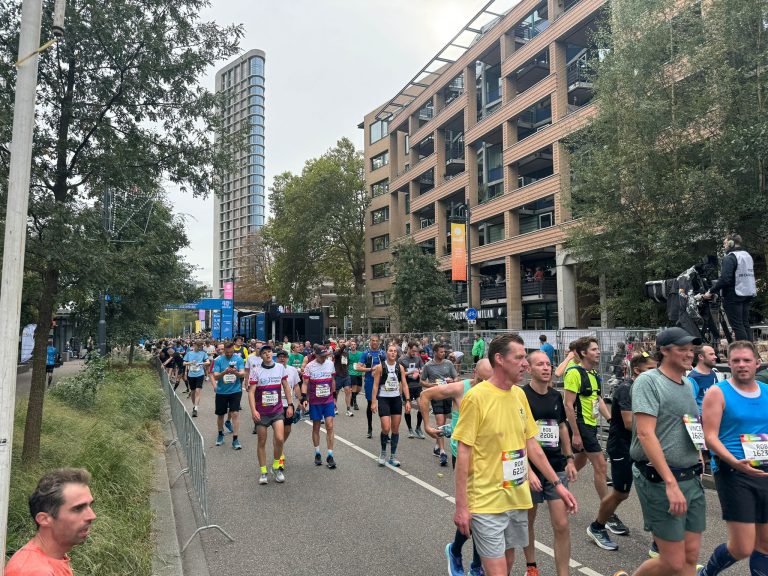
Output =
[{"x1": 145, "y1": 329, "x2": 768, "y2": 576}]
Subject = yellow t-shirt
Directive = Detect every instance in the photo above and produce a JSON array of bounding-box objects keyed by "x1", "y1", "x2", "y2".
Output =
[
  {"x1": 563, "y1": 366, "x2": 600, "y2": 427},
  {"x1": 452, "y1": 380, "x2": 538, "y2": 514}
]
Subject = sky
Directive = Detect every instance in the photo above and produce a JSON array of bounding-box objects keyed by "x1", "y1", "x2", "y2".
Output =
[{"x1": 170, "y1": 0, "x2": 490, "y2": 286}]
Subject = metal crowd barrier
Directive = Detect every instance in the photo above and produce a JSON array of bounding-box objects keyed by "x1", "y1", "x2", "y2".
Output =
[{"x1": 154, "y1": 360, "x2": 233, "y2": 552}]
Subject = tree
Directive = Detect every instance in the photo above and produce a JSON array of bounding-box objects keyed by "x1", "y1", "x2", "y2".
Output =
[
  {"x1": 262, "y1": 138, "x2": 367, "y2": 332},
  {"x1": 565, "y1": 0, "x2": 768, "y2": 325},
  {"x1": 0, "y1": 0, "x2": 242, "y2": 464},
  {"x1": 235, "y1": 230, "x2": 273, "y2": 303},
  {"x1": 390, "y1": 240, "x2": 455, "y2": 332}
]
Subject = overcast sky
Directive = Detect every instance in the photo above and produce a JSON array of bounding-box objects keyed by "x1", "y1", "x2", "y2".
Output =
[{"x1": 170, "y1": 0, "x2": 489, "y2": 286}]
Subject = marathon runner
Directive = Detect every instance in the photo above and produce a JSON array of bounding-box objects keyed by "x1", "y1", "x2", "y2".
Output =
[
  {"x1": 211, "y1": 341, "x2": 246, "y2": 450},
  {"x1": 248, "y1": 345, "x2": 293, "y2": 485},
  {"x1": 183, "y1": 340, "x2": 210, "y2": 418},
  {"x1": 348, "y1": 340, "x2": 363, "y2": 411},
  {"x1": 333, "y1": 338, "x2": 354, "y2": 417},
  {"x1": 420, "y1": 359, "x2": 493, "y2": 576},
  {"x1": 245, "y1": 346, "x2": 263, "y2": 432},
  {"x1": 522, "y1": 351, "x2": 577, "y2": 576},
  {"x1": 422, "y1": 343, "x2": 458, "y2": 467},
  {"x1": 699, "y1": 340, "x2": 768, "y2": 575},
  {"x1": 400, "y1": 342, "x2": 425, "y2": 439},
  {"x1": 355, "y1": 335, "x2": 386, "y2": 439},
  {"x1": 232, "y1": 336, "x2": 249, "y2": 362},
  {"x1": 276, "y1": 349, "x2": 301, "y2": 470},
  {"x1": 371, "y1": 343, "x2": 408, "y2": 467},
  {"x1": 301, "y1": 345, "x2": 337, "y2": 469}
]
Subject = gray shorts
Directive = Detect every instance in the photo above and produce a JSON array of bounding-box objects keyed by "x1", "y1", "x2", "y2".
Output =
[
  {"x1": 530, "y1": 471, "x2": 569, "y2": 504},
  {"x1": 255, "y1": 411, "x2": 283, "y2": 428},
  {"x1": 470, "y1": 509, "x2": 529, "y2": 559}
]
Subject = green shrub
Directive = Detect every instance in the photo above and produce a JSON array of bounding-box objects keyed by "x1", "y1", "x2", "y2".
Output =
[
  {"x1": 8, "y1": 361, "x2": 162, "y2": 576},
  {"x1": 48, "y1": 353, "x2": 108, "y2": 410}
]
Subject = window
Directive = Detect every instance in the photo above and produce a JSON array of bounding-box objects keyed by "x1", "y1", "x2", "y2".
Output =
[
  {"x1": 371, "y1": 234, "x2": 390, "y2": 252},
  {"x1": 371, "y1": 151, "x2": 389, "y2": 171},
  {"x1": 371, "y1": 206, "x2": 389, "y2": 225},
  {"x1": 370, "y1": 118, "x2": 389, "y2": 144},
  {"x1": 371, "y1": 262, "x2": 390, "y2": 279},
  {"x1": 250, "y1": 56, "x2": 264, "y2": 77},
  {"x1": 371, "y1": 179, "x2": 389, "y2": 198},
  {"x1": 372, "y1": 291, "x2": 391, "y2": 307}
]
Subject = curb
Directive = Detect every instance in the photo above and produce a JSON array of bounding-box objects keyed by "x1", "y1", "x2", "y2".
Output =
[{"x1": 151, "y1": 447, "x2": 184, "y2": 576}]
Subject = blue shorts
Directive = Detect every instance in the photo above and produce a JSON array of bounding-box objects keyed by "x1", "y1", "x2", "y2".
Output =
[{"x1": 309, "y1": 403, "x2": 335, "y2": 421}]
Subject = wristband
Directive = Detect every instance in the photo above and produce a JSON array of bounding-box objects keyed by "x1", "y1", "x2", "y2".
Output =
[
  {"x1": 565, "y1": 455, "x2": 575, "y2": 460},
  {"x1": 552, "y1": 478, "x2": 563, "y2": 488},
  {"x1": 301, "y1": 394, "x2": 308, "y2": 403}
]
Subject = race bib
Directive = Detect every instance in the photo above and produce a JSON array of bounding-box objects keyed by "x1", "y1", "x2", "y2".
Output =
[
  {"x1": 741, "y1": 434, "x2": 768, "y2": 465},
  {"x1": 223, "y1": 374, "x2": 236, "y2": 384},
  {"x1": 316, "y1": 383, "x2": 331, "y2": 398},
  {"x1": 261, "y1": 391, "x2": 279, "y2": 406},
  {"x1": 341, "y1": 356, "x2": 348, "y2": 366},
  {"x1": 683, "y1": 414, "x2": 706, "y2": 450},
  {"x1": 436, "y1": 378, "x2": 447, "y2": 386},
  {"x1": 592, "y1": 399, "x2": 600, "y2": 419},
  {"x1": 501, "y1": 449, "x2": 528, "y2": 488},
  {"x1": 191, "y1": 362, "x2": 201, "y2": 372},
  {"x1": 535, "y1": 419, "x2": 560, "y2": 448},
  {"x1": 384, "y1": 371, "x2": 399, "y2": 392}
]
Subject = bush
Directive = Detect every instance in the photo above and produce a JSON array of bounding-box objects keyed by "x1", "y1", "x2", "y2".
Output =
[
  {"x1": 49, "y1": 353, "x2": 108, "y2": 409},
  {"x1": 8, "y1": 362, "x2": 162, "y2": 576}
]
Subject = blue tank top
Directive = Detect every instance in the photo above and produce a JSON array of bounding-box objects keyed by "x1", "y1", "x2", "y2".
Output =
[
  {"x1": 450, "y1": 380, "x2": 473, "y2": 458},
  {"x1": 712, "y1": 380, "x2": 768, "y2": 473}
]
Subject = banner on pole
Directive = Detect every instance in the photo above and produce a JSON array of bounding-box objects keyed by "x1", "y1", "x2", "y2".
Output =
[
  {"x1": 223, "y1": 281, "x2": 234, "y2": 300},
  {"x1": 21, "y1": 324, "x2": 36, "y2": 363},
  {"x1": 194, "y1": 320, "x2": 201, "y2": 333},
  {"x1": 451, "y1": 223, "x2": 467, "y2": 281}
]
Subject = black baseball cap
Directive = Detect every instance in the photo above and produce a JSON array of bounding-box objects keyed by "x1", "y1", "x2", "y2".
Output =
[
  {"x1": 276, "y1": 349, "x2": 288, "y2": 358},
  {"x1": 656, "y1": 327, "x2": 702, "y2": 347},
  {"x1": 259, "y1": 345, "x2": 273, "y2": 353},
  {"x1": 314, "y1": 345, "x2": 329, "y2": 356}
]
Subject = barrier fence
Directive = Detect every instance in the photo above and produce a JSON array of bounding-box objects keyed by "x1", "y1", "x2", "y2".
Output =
[{"x1": 154, "y1": 361, "x2": 233, "y2": 552}]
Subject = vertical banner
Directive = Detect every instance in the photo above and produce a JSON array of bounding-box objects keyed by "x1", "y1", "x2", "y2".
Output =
[
  {"x1": 451, "y1": 223, "x2": 467, "y2": 281},
  {"x1": 221, "y1": 299, "x2": 234, "y2": 340},
  {"x1": 223, "y1": 281, "x2": 234, "y2": 300},
  {"x1": 194, "y1": 320, "x2": 201, "y2": 333},
  {"x1": 212, "y1": 311, "x2": 222, "y2": 339},
  {"x1": 198, "y1": 309, "x2": 206, "y2": 331},
  {"x1": 256, "y1": 313, "x2": 266, "y2": 341},
  {"x1": 21, "y1": 324, "x2": 36, "y2": 363}
]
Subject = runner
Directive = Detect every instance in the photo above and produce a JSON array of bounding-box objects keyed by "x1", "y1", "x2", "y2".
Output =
[
  {"x1": 420, "y1": 359, "x2": 493, "y2": 576},
  {"x1": 232, "y1": 335, "x2": 249, "y2": 361},
  {"x1": 698, "y1": 340, "x2": 768, "y2": 576},
  {"x1": 173, "y1": 343, "x2": 188, "y2": 395},
  {"x1": 452, "y1": 334, "x2": 578, "y2": 576},
  {"x1": 203, "y1": 339, "x2": 216, "y2": 382},
  {"x1": 301, "y1": 345, "x2": 337, "y2": 469},
  {"x1": 688, "y1": 345, "x2": 720, "y2": 414},
  {"x1": 248, "y1": 345, "x2": 293, "y2": 485},
  {"x1": 276, "y1": 349, "x2": 301, "y2": 470},
  {"x1": 245, "y1": 346, "x2": 263, "y2": 432},
  {"x1": 348, "y1": 340, "x2": 363, "y2": 411},
  {"x1": 333, "y1": 338, "x2": 354, "y2": 417},
  {"x1": 422, "y1": 343, "x2": 458, "y2": 467},
  {"x1": 183, "y1": 340, "x2": 210, "y2": 417},
  {"x1": 587, "y1": 352, "x2": 656, "y2": 551},
  {"x1": 355, "y1": 335, "x2": 387, "y2": 439},
  {"x1": 371, "y1": 343, "x2": 408, "y2": 467},
  {"x1": 400, "y1": 342, "x2": 425, "y2": 439},
  {"x1": 522, "y1": 351, "x2": 577, "y2": 576},
  {"x1": 45, "y1": 338, "x2": 57, "y2": 388},
  {"x1": 211, "y1": 341, "x2": 246, "y2": 450}
]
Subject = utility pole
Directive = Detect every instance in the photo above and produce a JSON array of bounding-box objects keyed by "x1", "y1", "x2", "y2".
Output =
[
  {"x1": 465, "y1": 204, "x2": 472, "y2": 322},
  {"x1": 98, "y1": 188, "x2": 110, "y2": 355},
  {"x1": 0, "y1": 0, "x2": 46, "y2": 566}
]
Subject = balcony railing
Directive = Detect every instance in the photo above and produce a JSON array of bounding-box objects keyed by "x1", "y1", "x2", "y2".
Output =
[
  {"x1": 567, "y1": 59, "x2": 592, "y2": 88},
  {"x1": 480, "y1": 284, "x2": 507, "y2": 301},
  {"x1": 521, "y1": 276, "x2": 557, "y2": 297}
]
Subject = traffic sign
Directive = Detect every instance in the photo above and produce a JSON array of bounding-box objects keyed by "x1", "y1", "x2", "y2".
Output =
[{"x1": 465, "y1": 307, "x2": 478, "y2": 321}]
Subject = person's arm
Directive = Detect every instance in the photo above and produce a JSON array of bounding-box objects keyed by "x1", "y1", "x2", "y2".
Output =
[
  {"x1": 400, "y1": 364, "x2": 410, "y2": 402},
  {"x1": 598, "y1": 397, "x2": 611, "y2": 421},
  {"x1": 419, "y1": 381, "x2": 465, "y2": 438},
  {"x1": 526, "y1": 437, "x2": 578, "y2": 513},
  {"x1": 555, "y1": 352, "x2": 575, "y2": 378},
  {"x1": 420, "y1": 365, "x2": 435, "y2": 388},
  {"x1": 282, "y1": 377, "x2": 294, "y2": 418},
  {"x1": 454, "y1": 441, "x2": 472, "y2": 537},
  {"x1": 564, "y1": 390, "x2": 582, "y2": 450},
  {"x1": 708, "y1": 253, "x2": 736, "y2": 294},
  {"x1": 370, "y1": 364, "x2": 382, "y2": 412},
  {"x1": 248, "y1": 382, "x2": 260, "y2": 421},
  {"x1": 301, "y1": 375, "x2": 309, "y2": 409},
  {"x1": 559, "y1": 421, "x2": 577, "y2": 482}
]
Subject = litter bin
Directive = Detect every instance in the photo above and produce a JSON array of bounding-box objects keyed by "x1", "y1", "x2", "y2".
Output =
[{"x1": 62, "y1": 351, "x2": 70, "y2": 362}]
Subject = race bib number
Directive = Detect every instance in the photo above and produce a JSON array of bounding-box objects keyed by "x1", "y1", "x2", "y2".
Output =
[
  {"x1": 261, "y1": 391, "x2": 279, "y2": 407},
  {"x1": 683, "y1": 414, "x2": 706, "y2": 450},
  {"x1": 384, "y1": 372, "x2": 399, "y2": 392},
  {"x1": 501, "y1": 449, "x2": 528, "y2": 488},
  {"x1": 741, "y1": 434, "x2": 768, "y2": 465},
  {"x1": 191, "y1": 362, "x2": 201, "y2": 372},
  {"x1": 535, "y1": 419, "x2": 560, "y2": 448},
  {"x1": 592, "y1": 399, "x2": 600, "y2": 419},
  {"x1": 223, "y1": 374, "x2": 236, "y2": 384},
  {"x1": 341, "y1": 356, "x2": 348, "y2": 366},
  {"x1": 436, "y1": 378, "x2": 447, "y2": 386},
  {"x1": 316, "y1": 383, "x2": 331, "y2": 398}
]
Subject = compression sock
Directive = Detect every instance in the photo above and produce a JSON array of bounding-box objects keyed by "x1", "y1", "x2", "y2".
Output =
[
  {"x1": 327, "y1": 450, "x2": 333, "y2": 457},
  {"x1": 260, "y1": 466, "x2": 267, "y2": 474},
  {"x1": 701, "y1": 543, "x2": 738, "y2": 575},
  {"x1": 273, "y1": 458, "x2": 280, "y2": 469},
  {"x1": 390, "y1": 433, "x2": 399, "y2": 455},
  {"x1": 367, "y1": 402, "x2": 373, "y2": 430},
  {"x1": 416, "y1": 410, "x2": 423, "y2": 429},
  {"x1": 451, "y1": 528, "x2": 468, "y2": 557},
  {"x1": 380, "y1": 432, "x2": 388, "y2": 452},
  {"x1": 351, "y1": 391, "x2": 358, "y2": 404},
  {"x1": 750, "y1": 550, "x2": 768, "y2": 576},
  {"x1": 232, "y1": 435, "x2": 238, "y2": 441},
  {"x1": 404, "y1": 412, "x2": 412, "y2": 430},
  {"x1": 314, "y1": 446, "x2": 321, "y2": 455},
  {"x1": 527, "y1": 563, "x2": 538, "y2": 568},
  {"x1": 470, "y1": 538, "x2": 481, "y2": 570},
  {"x1": 591, "y1": 521, "x2": 606, "y2": 531}
]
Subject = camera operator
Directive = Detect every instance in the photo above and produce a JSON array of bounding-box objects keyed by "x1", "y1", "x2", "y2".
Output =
[{"x1": 704, "y1": 234, "x2": 756, "y2": 341}]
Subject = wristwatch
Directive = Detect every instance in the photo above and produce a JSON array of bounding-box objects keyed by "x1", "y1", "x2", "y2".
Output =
[
  {"x1": 565, "y1": 455, "x2": 574, "y2": 460},
  {"x1": 552, "y1": 478, "x2": 563, "y2": 487}
]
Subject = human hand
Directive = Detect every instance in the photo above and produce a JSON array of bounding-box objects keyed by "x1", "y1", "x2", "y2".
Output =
[
  {"x1": 556, "y1": 485, "x2": 578, "y2": 514},
  {"x1": 734, "y1": 460, "x2": 768, "y2": 477},
  {"x1": 572, "y1": 435, "x2": 583, "y2": 451},
  {"x1": 666, "y1": 483, "x2": 687, "y2": 516},
  {"x1": 454, "y1": 505, "x2": 471, "y2": 537},
  {"x1": 566, "y1": 461, "x2": 578, "y2": 483},
  {"x1": 529, "y1": 471, "x2": 542, "y2": 492}
]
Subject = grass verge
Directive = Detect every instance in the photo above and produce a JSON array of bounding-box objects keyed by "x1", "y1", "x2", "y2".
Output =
[{"x1": 7, "y1": 360, "x2": 164, "y2": 576}]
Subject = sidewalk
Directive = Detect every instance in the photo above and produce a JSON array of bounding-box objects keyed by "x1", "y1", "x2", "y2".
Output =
[{"x1": 14, "y1": 359, "x2": 85, "y2": 398}]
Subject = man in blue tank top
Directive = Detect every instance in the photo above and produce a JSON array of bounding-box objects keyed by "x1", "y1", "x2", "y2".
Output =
[{"x1": 700, "y1": 340, "x2": 768, "y2": 576}]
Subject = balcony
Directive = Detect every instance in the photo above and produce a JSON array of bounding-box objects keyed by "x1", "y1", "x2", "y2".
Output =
[
  {"x1": 480, "y1": 283, "x2": 507, "y2": 301},
  {"x1": 451, "y1": 284, "x2": 469, "y2": 306},
  {"x1": 521, "y1": 276, "x2": 557, "y2": 298}
]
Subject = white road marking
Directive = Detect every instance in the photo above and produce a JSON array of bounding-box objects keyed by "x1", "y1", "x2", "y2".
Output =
[{"x1": 306, "y1": 421, "x2": 607, "y2": 576}]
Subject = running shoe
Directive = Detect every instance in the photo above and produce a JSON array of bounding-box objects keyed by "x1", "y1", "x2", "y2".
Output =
[
  {"x1": 433, "y1": 445, "x2": 441, "y2": 457},
  {"x1": 378, "y1": 450, "x2": 387, "y2": 466},
  {"x1": 232, "y1": 439, "x2": 242, "y2": 450},
  {"x1": 648, "y1": 541, "x2": 659, "y2": 559},
  {"x1": 314, "y1": 453, "x2": 322, "y2": 466},
  {"x1": 224, "y1": 419, "x2": 233, "y2": 434},
  {"x1": 258, "y1": 473, "x2": 268, "y2": 485},
  {"x1": 192, "y1": 407, "x2": 197, "y2": 417},
  {"x1": 407, "y1": 429, "x2": 415, "y2": 439},
  {"x1": 273, "y1": 467, "x2": 285, "y2": 483},
  {"x1": 439, "y1": 452, "x2": 448, "y2": 467},
  {"x1": 526, "y1": 566, "x2": 539, "y2": 576},
  {"x1": 445, "y1": 542, "x2": 464, "y2": 576},
  {"x1": 388, "y1": 456, "x2": 401, "y2": 467},
  {"x1": 606, "y1": 514, "x2": 629, "y2": 535},
  {"x1": 696, "y1": 565, "x2": 704, "y2": 575},
  {"x1": 216, "y1": 432, "x2": 224, "y2": 446},
  {"x1": 415, "y1": 428, "x2": 426, "y2": 439},
  {"x1": 353, "y1": 401, "x2": 360, "y2": 410},
  {"x1": 334, "y1": 408, "x2": 339, "y2": 415},
  {"x1": 252, "y1": 425, "x2": 258, "y2": 434},
  {"x1": 469, "y1": 567, "x2": 485, "y2": 576},
  {"x1": 326, "y1": 454, "x2": 336, "y2": 469},
  {"x1": 587, "y1": 525, "x2": 618, "y2": 551},
  {"x1": 366, "y1": 430, "x2": 372, "y2": 439},
  {"x1": 346, "y1": 409, "x2": 354, "y2": 417}
]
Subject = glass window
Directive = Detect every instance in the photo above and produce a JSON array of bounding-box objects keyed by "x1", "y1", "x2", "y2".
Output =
[
  {"x1": 250, "y1": 124, "x2": 264, "y2": 136},
  {"x1": 371, "y1": 262, "x2": 390, "y2": 279},
  {"x1": 249, "y1": 76, "x2": 264, "y2": 87},
  {"x1": 371, "y1": 179, "x2": 389, "y2": 198},
  {"x1": 249, "y1": 95, "x2": 264, "y2": 107},
  {"x1": 250, "y1": 145, "x2": 265, "y2": 156},
  {"x1": 249, "y1": 135, "x2": 265, "y2": 147},
  {"x1": 371, "y1": 234, "x2": 390, "y2": 252},
  {"x1": 371, "y1": 206, "x2": 389, "y2": 225},
  {"x1": 249, "y1": 162, "x2": 264, "y2": 175},
  {"x1": 372, "y1": 291, "x2": 391, "y2": 306},
  {"x1": 371, "y1": 151, "x2": 389, "y2": 171},
  {"x1": 250, "y1": 85, "x2": 265, "y2": 96},
  {"x1": 370, "y1": 118, "x2": 389, "y2": 144},
  {"x1": 249, "y1": 105, "x2": 265, "y2": 117},
  {"x1": 250, "y1": 56, "x2": 264, "y2": 77}
]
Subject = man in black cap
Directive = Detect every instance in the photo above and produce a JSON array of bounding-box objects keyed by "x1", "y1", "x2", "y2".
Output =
[{"x1": 614, "y1": 327, "x2": 706, "y2": 576}]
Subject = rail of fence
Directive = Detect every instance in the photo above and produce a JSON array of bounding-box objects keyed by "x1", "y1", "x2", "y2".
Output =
[{"x1": 154, "y1": 361, "x2": 234, "y2": 552}]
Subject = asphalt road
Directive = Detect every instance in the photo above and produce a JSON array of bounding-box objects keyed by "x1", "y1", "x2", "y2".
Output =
[{"x1": 183, "y1": 380, "x2": 750, "y2": 576}]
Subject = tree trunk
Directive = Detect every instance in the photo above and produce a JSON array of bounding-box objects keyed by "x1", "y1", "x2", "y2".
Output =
[
  {"x1": 128, "y1": 342, "x2": 135, "y2": 366},
  {"x1": 21, "y1": 266, "x2": 59, "y2": 467}
]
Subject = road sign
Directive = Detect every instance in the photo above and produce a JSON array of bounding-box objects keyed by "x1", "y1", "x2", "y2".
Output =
[
  {"x1": 465, "y1": 307, "x2": 478, "y2": 321},
  {"x1": 467, "y1": 319, "x2": 476, "y2": 325}
]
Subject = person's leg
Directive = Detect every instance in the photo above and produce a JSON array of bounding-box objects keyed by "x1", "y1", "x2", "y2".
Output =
[
  {"x1": 700, "y1": 522, "x2": 755, "y2": 574},
  {"x1": 272, "y1": 420, "x2": 284, "y2": 468},
  {"x1": 632, "y1": 536, "x2": 689, "y2": 576},
  {"x1": 312, "y1": 419, "x2": 321, "y2": 451},
  {"x1": 366, "y1": 399, "x2": 373, "y2": 434},
  {"x1": 523, "y1": 504, "x2": 539, "y2": 567},
  {"x1": 344, "y1": 383, "x2": 353, "y2": 411},
  {"x1": 597, "y1": 489, "x2": 630, "y2": 524},
  {"x1": 216, "y1": 413, "x2": 225, "y2": 431},
  {"x1": 403, "y1": 404, "x2": 413, "y2": 431},
  {"x1": 230, "y1": 409, "x2": 240, "y2": 436},
  {"x1": 257, "y1": 425, "x2": 268, "y2": 468},
  {"x1": 724, "y1": 299, "x2": 749, "y2": 341},
  {"x1": 325, "y1": 415, "x2": 334, "y2": 451},
  {"x1": 380, "y1": 415, "x2": 391, "y2": 451},
  {"x1": 586, "y1": 451, "x2": 609, "y2": 500},
  {"x1": 435, "y1": 413, "x2": 446, "y2": 454},
  {"x1": 548, "y1": 499, "x2": 572, "y2": 576},
  {"x1": 749, "y1": 523, "x2": 768, "y2": 573},
  {"x1": 390, "y1": 413, "x2": 401, "y2": 456},
  {"x1": 574, "y1": 451, "x2": 588, "y2": 471},
  {"x1": 283, "y1": 422, "x2": 291, "y2": 444}
]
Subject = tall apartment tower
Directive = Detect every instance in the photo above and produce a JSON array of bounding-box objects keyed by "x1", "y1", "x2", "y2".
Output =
[
  {"x1": 213, "y1": 49, "x2": 267, "y2": 297},
  {"x1": 361, "y1": 0, "x2": 602, "y2": 332}
]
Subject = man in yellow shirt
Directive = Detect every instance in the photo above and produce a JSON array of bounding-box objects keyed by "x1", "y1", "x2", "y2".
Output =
[{"x1": 453, "y1": 334, "x2": 578, "y2": 576}]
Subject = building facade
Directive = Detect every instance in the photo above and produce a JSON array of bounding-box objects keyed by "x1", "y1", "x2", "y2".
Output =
[
  {"x1": 213, "y1": 49, "x2": 267, "y2": 297},
  {"x1": 362, "y1": 0, "x2": 604, "y2": 332}
]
